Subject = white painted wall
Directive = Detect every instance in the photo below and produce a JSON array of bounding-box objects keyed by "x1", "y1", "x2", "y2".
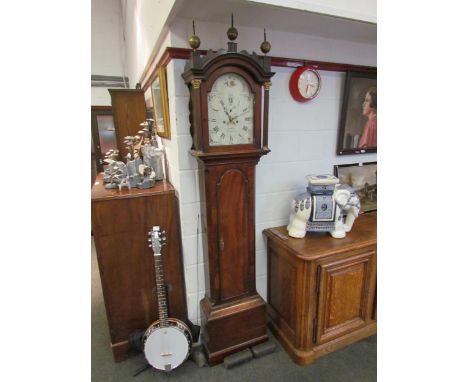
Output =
[
  {"x1": 91, "y1": 0, "x2": 127, "y2": 105},
  {"x1": 248, "y1": 0, "x2": 376, "y2": 23},
  {"x1": 171, "y1": 18, "x2": 376, "y2": 65},
  {"x1": 166, "y1": 19, "x2": 377, "y2": 325},
  {"x1": 121, "y1": 0, "x2": 179, "y2": 87}
]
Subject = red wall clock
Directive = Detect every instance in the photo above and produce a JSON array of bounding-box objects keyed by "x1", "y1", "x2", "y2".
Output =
[{"x1": 289, "y1": 66, "x2": 321, "y2": 102}]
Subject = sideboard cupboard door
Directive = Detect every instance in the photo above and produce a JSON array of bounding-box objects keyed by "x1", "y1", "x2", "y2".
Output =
[{"x1": 315, "y1": 249, "x2": 376, "y2": 345}]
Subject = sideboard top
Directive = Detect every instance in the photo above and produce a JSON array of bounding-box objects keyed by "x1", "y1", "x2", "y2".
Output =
[
  {"x1": 263, "y1": 212, "x2": 376, "y2": 260},
  {"x1": 91, "y1": 173, "x2": 175, "y2": 202}
]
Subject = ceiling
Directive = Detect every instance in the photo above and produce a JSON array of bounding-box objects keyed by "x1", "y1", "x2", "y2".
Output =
[{"x1": 174, "y1": 0, "x2": 376, "y2": 45}]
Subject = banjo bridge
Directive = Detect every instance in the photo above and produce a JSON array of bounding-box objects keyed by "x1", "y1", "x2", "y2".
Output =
[{"x1": 160, "y1": 352, "x2": 173, "y2": 357}]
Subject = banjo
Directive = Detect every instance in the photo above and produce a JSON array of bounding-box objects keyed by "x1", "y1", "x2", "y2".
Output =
[{"x1": 143, "y1": 226, "x2": 192, "y2": 371}]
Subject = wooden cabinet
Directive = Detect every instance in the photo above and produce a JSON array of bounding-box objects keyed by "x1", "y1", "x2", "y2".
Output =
[
  {"x1": 92, "y1": 174, "x2": 188, "y2": 362},
  {"x1": 263, "y1": 213, "x2": 376, "y2": 365},
  {"x1": 108, "y1": 89, "x2": 147, "y2": 162}
]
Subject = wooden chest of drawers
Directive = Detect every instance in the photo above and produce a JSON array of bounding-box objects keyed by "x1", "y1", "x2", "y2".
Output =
[{"x1": 263, "y1": 213, "x2": 377, "y2": 365}]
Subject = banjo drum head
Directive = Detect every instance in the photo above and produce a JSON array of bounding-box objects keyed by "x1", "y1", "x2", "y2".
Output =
[{"x1": 144, "y1": 326, "x2": 190, "y2": 371}]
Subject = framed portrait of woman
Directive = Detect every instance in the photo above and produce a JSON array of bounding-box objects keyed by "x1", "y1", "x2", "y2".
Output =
[
  {"x1": 150, "y1": 66, "x2": 171, "y2": 139},
  {"x1": 337, "y1": 71, "x2": 377, "y2": 155}
]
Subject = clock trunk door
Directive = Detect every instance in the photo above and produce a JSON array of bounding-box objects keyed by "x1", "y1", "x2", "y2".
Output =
[
  {"x1": 218, "y1": 169, "x2": 250, "y2": 301},
  {"x1": 205, "y1": 164, "x2": 256, "y2": 304}
]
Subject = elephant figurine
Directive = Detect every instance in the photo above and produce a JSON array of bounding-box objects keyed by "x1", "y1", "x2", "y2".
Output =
[{"x1": 287, "y1": 174, "x2": 360, "y2": 239}]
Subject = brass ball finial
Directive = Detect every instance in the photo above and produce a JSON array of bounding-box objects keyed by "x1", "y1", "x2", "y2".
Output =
[
  {"x1": 260, "y1": 28, "x2": 271, "y2": 55},
  {"x1": 227, "y1": 13, "x2": 238, "y2": 41},
  {"x1": 189, "y1": 20, "x2": 200, "y2": 50}
]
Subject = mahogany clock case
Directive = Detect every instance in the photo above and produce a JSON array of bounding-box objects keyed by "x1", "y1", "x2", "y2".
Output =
[{"x1": 182, "y1": 45, "x2": 275, "y2": 365}]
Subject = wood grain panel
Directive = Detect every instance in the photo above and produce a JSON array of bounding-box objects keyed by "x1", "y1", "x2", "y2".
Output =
[
  {"x1": 316, "y1": 251, "x2": 373, "y2": 344},
  {"x1": 269, "y1": 248, "x2": 296, "y2": 332},
  {"x1": 326, "y1": 263, "x2": 365, "y2": 328},
  {"x1": 217, "y1": 169, "x2": 250, "y2": 301},
  {"x1": 108, "y1": 89, "x2": 147, "y2": 162}
]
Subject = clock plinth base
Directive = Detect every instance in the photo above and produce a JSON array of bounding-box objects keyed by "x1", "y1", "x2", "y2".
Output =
[{"x1": 200, "y1": 294, "x2": 268, "y2": 366}]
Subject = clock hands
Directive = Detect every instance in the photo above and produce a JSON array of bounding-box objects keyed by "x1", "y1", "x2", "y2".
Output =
[
  {"x1": 231, "y1": 109, "x2": 250, "y2": 120},
  {"x1": 304, "y1": 81, "x2": 318, "y2": 97},
  {"x1": 224, "y1": 109, "x2": 233, "y2": 122},
  {"x1": 220, "y1": 100, "x2": 234, "y2": 123}
]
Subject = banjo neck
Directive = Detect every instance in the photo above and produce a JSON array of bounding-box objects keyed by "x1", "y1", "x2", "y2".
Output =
[
  {"x1": 149, "y1": 226, "x2": 169, "y2": 326},
  {"x1": 153, "y1": 253, "x2": 169, "y2": 326}
]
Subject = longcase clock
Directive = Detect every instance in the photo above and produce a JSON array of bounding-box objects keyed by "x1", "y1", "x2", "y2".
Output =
[{"x1": 182, "y1": 24, "x2": 274, "y2": 365}]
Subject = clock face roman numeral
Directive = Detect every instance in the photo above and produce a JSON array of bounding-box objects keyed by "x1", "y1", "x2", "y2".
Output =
[{"x1": 207, "y1": 73, "x2": 254, "y2": 146}]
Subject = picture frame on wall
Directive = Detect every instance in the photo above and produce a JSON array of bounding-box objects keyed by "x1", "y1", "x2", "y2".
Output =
[
  {"x1": 334, "y1": 162, "x2": 377, "y2": 213},
  {"x1": 144, "y1": 85, "x2": 154, "y2": 120},
  {"x1": 151, "y1": 66, "x2": 171, "y2": 139},
  {"x1": 337, "y1": 71, "x2": 377, "y2": 155}
]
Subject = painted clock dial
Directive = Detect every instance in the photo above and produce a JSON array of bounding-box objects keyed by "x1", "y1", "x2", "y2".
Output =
[{"x1": 207, "y1": 73, "x2": 254, "y2": 146}]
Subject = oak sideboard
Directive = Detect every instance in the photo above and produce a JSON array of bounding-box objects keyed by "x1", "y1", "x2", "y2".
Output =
[{"x1": 263, "y1": 212, "x2": 377, "y2": 365}]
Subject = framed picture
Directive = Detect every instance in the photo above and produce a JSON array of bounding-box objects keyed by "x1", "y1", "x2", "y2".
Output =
[
  {"x1": 334, "y1": 162, "x2": 377, "y2": 213},
  {"x1": 337, "y1": 71, "x2": 377, "y2": 155},
  {"x1": 144, "y1": 86, "x2": 154, "y2": 119},
  {"x1": 151, "y1": 66, "x2": 171, "y2": 139}
]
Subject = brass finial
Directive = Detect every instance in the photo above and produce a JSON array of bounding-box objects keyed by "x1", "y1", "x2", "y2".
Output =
[
  {"x1": 260, "y1": 28, "x2": 271, "y2": 55},
  {"x1": 189, "y1": 20, "x2": 200, "y2": 50},
  {"x1": 227, "y1": 13, "x2": 238, "y2": 41}
]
